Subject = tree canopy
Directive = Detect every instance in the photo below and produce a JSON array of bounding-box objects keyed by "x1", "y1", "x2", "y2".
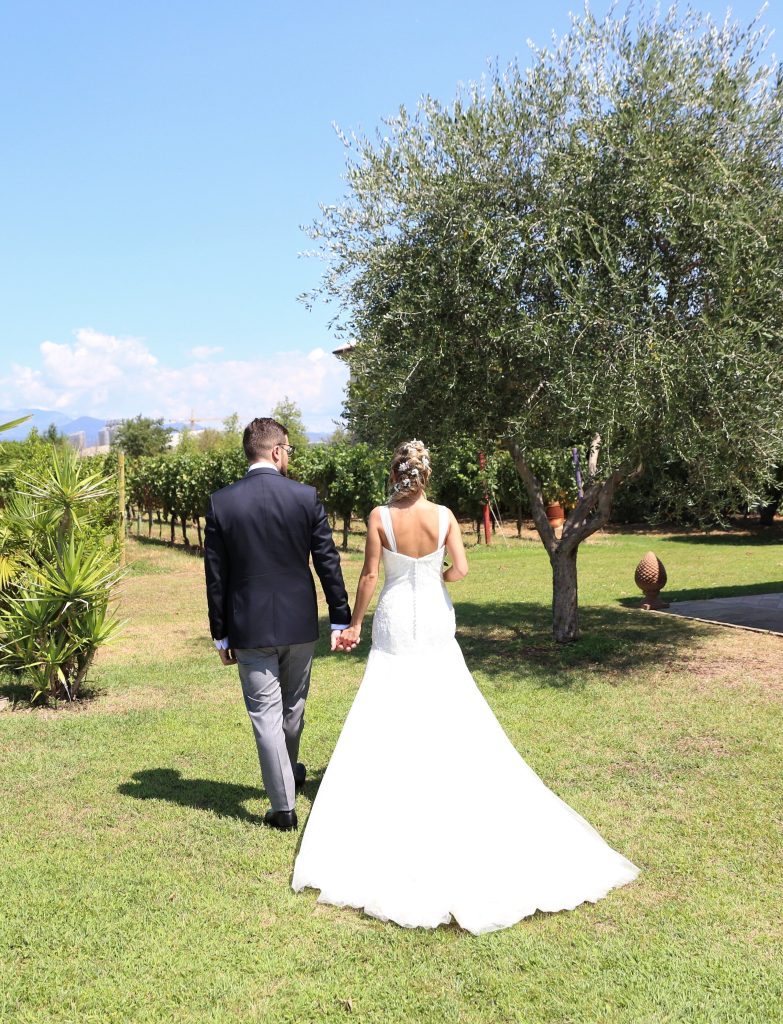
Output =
[
  {"x1": 307, "y1": 4, "x2": 783, "y2": 640},
  {"x1": 271, "y1": 396, "x2": 309, "y2": 451},
  {"x1": 112, "y1": 415, "x2": 173, "y2": 459}
]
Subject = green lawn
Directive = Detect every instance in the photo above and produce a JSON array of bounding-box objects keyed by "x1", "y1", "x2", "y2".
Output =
[{"x1": 1, "y1": 527, "x2": 782, "y2": 1023}]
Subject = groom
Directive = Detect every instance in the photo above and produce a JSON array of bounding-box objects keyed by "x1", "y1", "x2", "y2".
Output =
[{"x1": 204, "y1": 417, "x2": 351, "y2": 831}]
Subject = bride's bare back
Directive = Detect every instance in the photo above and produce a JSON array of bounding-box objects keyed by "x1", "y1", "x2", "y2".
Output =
[
  {"x1": 379, "y1": 497, "x2": 443, "y2": 558},
  {"x1": 335, "y1": 443, "x2": 469, "y2": 653}
]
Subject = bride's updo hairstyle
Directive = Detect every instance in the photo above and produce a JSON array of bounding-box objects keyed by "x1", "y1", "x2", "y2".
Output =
[{"x1": 388, "y1": 439, "x2": 432, "y2": 503}]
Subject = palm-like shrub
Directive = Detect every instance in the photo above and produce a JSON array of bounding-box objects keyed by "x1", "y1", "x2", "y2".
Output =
[{"x1": 0, "y1": 445, "x2": 125, "y2": 702}]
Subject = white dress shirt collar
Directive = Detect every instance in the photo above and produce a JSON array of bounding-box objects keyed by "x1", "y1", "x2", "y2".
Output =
[{"x1": 247, "y1": 459, "x2": 278, "y2": 473}]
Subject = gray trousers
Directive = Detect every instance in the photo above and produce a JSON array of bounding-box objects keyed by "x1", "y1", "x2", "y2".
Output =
[{"x1": 235, "y1": 642, "x2": 315, "y2": 812}]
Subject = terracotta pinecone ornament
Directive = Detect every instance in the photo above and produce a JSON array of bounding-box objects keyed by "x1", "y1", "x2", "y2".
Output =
[{"x1": 635, "y1": 551, "x2": 669, "y2": 610}]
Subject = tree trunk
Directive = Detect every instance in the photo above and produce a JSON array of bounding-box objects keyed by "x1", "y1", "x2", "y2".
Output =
[
  {"x1": 73, "y1": 650, "x2": 95, "y2": 701},
  {"x1": 759, "y1": 498, "x2": 780, "y2": 526},
  {"x1": 49, "y1": 666, "x2": 65, "y2": 702},
  {"x1": 342, "y1": 515, "x2": 350, "y2": 551},
  {"x1": 196, "y1": 517, "x2": 203, "y2": 549},
  {"x1": 181, "y1": 516, "x2": 190, "y2": 547},
  {"x1": 511, "y1": 442, "x2": 642, "y2": 643},
  {"x1": 551, "y1": 545, "x2": 580, "y2": 642},
  {"x1": 170, "y1": 516, "x2": 176, "y2": 545},
  {"x1": 516, "y1": 503, "x2": 523, "y2": 538},
  {"x1": 148, "y1": 509, "x2": 153, "y2": 537}
]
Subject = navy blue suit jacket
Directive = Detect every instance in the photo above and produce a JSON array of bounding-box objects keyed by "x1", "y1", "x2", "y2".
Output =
[{"x1": 204, "y1": 467, "x2": 351, "y2": 648}]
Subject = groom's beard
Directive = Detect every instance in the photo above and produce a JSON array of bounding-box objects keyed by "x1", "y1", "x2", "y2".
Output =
[{"x1": 279, "y1": 466, "x2": 288, "y2": 477}]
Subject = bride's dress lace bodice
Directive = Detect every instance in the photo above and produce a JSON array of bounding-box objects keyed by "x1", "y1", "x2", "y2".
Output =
[{"x1": 371, "y1": 505, "x2": 456, "y2": 655}]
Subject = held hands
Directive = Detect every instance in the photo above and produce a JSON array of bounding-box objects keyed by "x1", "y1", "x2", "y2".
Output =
[
  {"x1": 218, "y1": 648, "x2": 237, "y2": 666},
  {"x1": 332, "y1": 626, "x2": 361, "y2": 653}
]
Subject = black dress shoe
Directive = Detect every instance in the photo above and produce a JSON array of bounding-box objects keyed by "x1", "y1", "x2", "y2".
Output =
[
  {"x1": 294, "y1": 763, "x2": 306, "y2": 792},
  {"x1": 263, "y1": 808, "x2": 298, "y2": 831}
]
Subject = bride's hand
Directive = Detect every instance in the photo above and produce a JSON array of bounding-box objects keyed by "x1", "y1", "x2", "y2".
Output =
[{"x1": 338, "y1": 626, "x2": 361, "y2": 652}]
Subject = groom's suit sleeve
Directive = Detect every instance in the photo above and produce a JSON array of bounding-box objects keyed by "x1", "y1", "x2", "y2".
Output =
[
  {"x1": 309, "y1": 490, "x2": 351, "y2": 626},
  {"x1": 204, "y1": 495, "x2": 229, "y2": 642}
]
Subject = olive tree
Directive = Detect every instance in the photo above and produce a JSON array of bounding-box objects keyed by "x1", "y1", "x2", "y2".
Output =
[{"x1": 305, "y1": 5, "x2": 783, "y2": 641}]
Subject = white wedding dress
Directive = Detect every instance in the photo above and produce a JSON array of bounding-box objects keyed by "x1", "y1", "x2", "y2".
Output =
[{"x1": 292, "y1": 505, "x2": 638, "y2": 934}]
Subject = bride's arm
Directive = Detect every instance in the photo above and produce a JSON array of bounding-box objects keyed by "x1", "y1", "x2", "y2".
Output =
[
  {"x1": 443, "y1": 510, "x2": 468, "y2": 582},
  {"x1": 337, "y1": 507, "x2": 383, "y2": 650}
]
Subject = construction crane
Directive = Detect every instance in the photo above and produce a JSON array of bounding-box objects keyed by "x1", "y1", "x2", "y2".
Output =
[{"x1": 164, "y1": 411, "x2": 227, "y2": 429}]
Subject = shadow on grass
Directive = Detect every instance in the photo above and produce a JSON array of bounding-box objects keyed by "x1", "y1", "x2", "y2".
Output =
[
  {"x1": 664, "y1": 523, "x2": 783, "y2": 546},
  {"x1": 453, "y1": 600, "x2": 711, "y2": 689},
  {"x1": 129, "y1": 528, "x2": 370, "y2": 561},
  {"x1": 130, "y1": 534, "x2": 204, "y2": 558},
  {"x1": 311, "y1": 604, "x2": 711, "y2": 689},
  {"x1": 0, "y1": 675, "x2": 102, "y2": 711},
  {"x1": 620, "y1": 580, "x2": 783, "y2": 604},
  {"x1": 0, "y1": 677, "x2": 42, "y2": 709},
  {"x1": 118, "y1": 767, "x2": 325, "y2": 823}
]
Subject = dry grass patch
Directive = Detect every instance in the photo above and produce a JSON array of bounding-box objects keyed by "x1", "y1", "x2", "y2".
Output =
[
  {"x1": 674, "y1": 735, "x2": 734, "y2": 757},
  {"x1": 669, "y1": 629, "x2": 783, "y2": 700},
  {"x1": 106, "y1": 573, "x2": 211, "y2": 665}
]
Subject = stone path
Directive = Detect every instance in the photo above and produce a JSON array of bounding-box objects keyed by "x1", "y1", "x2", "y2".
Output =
[{"x1": 659, "y1": 592, "x2": 783, "y2": 636}]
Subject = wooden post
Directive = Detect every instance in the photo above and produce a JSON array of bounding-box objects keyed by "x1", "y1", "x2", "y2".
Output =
[
  {"x1": 117, "y1": 451, "x2": 126, "y2": 567},
  {"x1": 478, "y1": 451, "x2": 491, "y2": 545}
]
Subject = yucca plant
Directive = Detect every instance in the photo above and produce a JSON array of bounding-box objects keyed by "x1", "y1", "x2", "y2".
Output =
[{"x1": 0, "y1": 444, "x2": 125, "y2": 703}]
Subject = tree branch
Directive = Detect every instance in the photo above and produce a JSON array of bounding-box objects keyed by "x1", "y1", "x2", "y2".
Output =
[
  {"x1": 560, "y1": 458, "x2": 643, "y2": 551},
  {"x1": 511, "y1": 443, "x2": 557, "y2": 556},
  {"x1": 587, "y1": 433, "x2": 601, "y2": 478}
]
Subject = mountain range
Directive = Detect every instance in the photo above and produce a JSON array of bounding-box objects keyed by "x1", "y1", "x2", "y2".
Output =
[
  {"x1": 0, "y1": 409, "x2": 330, "y2": 445},
  {"x1": 0, "y1": 409, "x2": 104, "y2": 443}
]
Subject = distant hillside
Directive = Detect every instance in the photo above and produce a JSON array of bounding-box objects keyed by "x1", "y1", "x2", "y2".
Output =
[
  {"x1": 0, "y1": 409, "x2": 111, "y2": 445},
  {"x1": 1, "y1": 408, "x2": 74, "y2": 441},
  {"x1": 0, "y1": 411, "x2": 333, "y2": 447},
  {"x1": 60, "y1": 416, "x2": 108, "y2": 444}
]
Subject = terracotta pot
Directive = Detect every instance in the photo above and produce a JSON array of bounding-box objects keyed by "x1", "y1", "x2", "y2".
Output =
[{"x1": 545, "y1": 501, "x2": 565, "y2": 527}]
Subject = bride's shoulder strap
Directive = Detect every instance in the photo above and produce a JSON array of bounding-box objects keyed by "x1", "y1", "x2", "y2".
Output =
[
  {"x1": 437, "y1": 505, "x2": 449, "y2": 548},
  {"x1": 378, "y1": 504, "x2": 397, "y2": 551}
]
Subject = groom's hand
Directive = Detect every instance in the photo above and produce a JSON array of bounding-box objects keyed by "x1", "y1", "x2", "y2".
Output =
[
  {"x1": 335, "y1": 626, "x2": 360, "y2": 652},
  {"x1": 218, "y1": 648, "x2": 237, "y2": 665}
]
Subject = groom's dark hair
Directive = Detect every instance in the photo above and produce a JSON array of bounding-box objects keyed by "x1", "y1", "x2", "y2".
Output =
[{"x1": 243, "y1": 417, "x2": 288, "y2": 462}]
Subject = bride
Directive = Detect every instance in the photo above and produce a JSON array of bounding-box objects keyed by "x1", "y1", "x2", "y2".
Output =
[{"x1": 292, "y1": 440, "x2": 638, "y2": 934}]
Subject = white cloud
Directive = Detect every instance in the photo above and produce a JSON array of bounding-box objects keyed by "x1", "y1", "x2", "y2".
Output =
[
  {"x1": 189, "y1": 345, "x2": 224, "y2": 360},
  {"x1": 0, "y1": 328, "x2": 349, "y2": 433}
]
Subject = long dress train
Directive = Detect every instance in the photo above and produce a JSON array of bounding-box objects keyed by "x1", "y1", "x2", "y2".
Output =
[{"x1": 292, "y1": 505, "x2": 638, "y2": 934}]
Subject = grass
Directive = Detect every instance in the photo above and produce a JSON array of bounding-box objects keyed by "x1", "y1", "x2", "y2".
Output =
[{"x1": 1, "y1": 526, "x2": 782, "y2": 1023}]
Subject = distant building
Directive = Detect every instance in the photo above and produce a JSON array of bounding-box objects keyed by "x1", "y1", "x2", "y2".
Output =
[
  {"x1": 67, "y1": 431, "x2": 86, "y2": 451},
  {"x1": 332, "y1": 340, "x2": 358, "y2": 391},
  {"x1": 332, "y1": 341, "x2": 358, "y2": 359},
  {"x1": 103, "y1": 419, "x2": 124, "y2": 445}
]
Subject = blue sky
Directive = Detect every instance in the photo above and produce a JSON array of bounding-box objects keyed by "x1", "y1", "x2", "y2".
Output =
[{"x1": 0, "y1": 1, "x2": 777, "y2": 430}]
